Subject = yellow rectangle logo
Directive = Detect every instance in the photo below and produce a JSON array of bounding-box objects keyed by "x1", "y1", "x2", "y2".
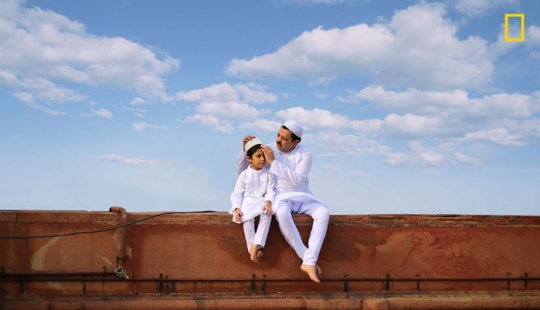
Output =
[{"x1": 504, "y1": 14, "x2": 525, "y2": 42}]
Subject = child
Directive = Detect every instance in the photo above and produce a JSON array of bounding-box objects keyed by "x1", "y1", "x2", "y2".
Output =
[{"x1": 230, "y1": 137, "x2": 275, "y2": 262}]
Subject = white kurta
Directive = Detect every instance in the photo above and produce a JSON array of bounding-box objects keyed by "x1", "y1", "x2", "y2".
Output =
[
  {"x1": 237, "y1": 141, "x2": 329, "y2": 265},
  {"x1": 230, "y1": 166, "x2": 275, "y2": 224}
]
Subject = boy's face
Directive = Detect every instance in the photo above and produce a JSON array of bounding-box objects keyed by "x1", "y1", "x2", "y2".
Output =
[
  {"x1": 276, "y1": 127, "x2": 299, "y2": 152},
  {"x1": 247, "y1": 149, "x2": 266, "y2": 170}
]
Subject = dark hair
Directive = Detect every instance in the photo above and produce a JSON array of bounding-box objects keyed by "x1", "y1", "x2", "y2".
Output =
[
  {"x1": 281, "y1": 125, "x2": 301, "y2": 142},
  {"x1": 246, "y1": 144, "x2": 262, "y2": 158}
]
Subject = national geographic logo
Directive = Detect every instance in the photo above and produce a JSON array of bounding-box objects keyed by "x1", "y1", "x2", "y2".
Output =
[{"x1": 504, "y1": 14, "x2": 524, "y2": 42}]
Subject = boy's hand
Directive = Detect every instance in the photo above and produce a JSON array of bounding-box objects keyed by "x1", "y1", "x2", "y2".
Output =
[
  {"x1": 234, "y1": 208, "x2": 243, "y2": 222},
  {"x1": 263, "y1": 201, "x2": 272, "y2": 215}
]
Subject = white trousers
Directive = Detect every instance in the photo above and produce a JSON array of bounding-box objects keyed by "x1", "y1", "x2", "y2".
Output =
[
  {"x1": 242, "y1": 214, "x2": 272, "y2": 250},
  {"x1": 274, "y1": 200, "x2": 329, "y2": 266}
]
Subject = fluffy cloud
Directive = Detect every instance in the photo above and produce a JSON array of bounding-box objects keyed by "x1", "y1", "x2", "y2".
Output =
[
  {"x1": 341, "y1": 86, "x2": 540, "y2": 119},
  {"x1": 80, "y1": 108, "x2": 113, "y2": 118},
  {"x1": 131, "y1": 122, "x2": 167, "y2": 131},
  {"x1": 185, "y1": 114, "x2": 234, "y2": 133},
  {"x1": 175, "y1": 82, "x2": 277, "y2": 105},
  {"x1": 275, "y1": 107, "x2": 351, "y2": 128},
  {"x1": 385, "y1": 141, "x2": 446, "y2": 167},
  {"x1": 462, "y1": 128, "x2": 525, "y2": 146},
  {"x1": 227, "y1": 3, "x2": 493, "y2": 90},
  {"x1": 178, "y1": 82, "x2": 277, "y2": 133},
  {"x1": 238, "y1": 119, "x2": 282, "y2": 133},
  {"x1": 0, "y1": 0, "x2": 179, "y2": 105},
  {"x1": 384, "y1": 113, "x2": 443, "y2": 136}
]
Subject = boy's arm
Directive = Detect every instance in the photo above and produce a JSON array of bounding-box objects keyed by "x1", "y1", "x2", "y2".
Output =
[
  {"x1": 230, "y1": 171, "x2": 246, "y2": 214},
  {"x1": 263, "y1": 172, "x2": 275, "y2": 214}
]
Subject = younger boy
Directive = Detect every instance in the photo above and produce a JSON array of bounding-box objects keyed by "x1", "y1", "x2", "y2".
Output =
[{"x1": 230, "y1": 138, "x2": 275, "y2": 262}]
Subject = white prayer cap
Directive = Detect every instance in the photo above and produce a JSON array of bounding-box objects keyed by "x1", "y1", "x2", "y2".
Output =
[
  {"x1": 245, "y1": 137, "x2": 263, "y2": 153},
  {"x1": 282, "y1": 120, "x2": 303, "y2": 138}
]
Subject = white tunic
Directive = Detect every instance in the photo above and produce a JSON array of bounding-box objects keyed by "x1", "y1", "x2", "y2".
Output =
[{"x1": 230, "y1": 166, "x2": 275, "y2": 224}]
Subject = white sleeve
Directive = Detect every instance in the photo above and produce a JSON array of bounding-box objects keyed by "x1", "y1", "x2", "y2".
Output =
[
  {"x1": 237, "y1": 148, "x2": 249, "y2": 175},
  {"x1": 229, "y1": 171, "x2": 246, "y2": 213},
  {"x1": 269, "y1": 147, "x2": 312, "y2": 186}
]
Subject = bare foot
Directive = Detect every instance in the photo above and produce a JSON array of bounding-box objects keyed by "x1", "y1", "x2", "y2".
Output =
[
  {"x1": 316, "y1": 265, "x2": 321, "y2": 275},
  {"x1": 249, "y1": 244, "x2": 259, "y2": 262},
  {"x1": 257, "y1": 250, "x2": 263, "y2": 259},
  {"x1": 301, "y1": 264, "x2": 320, "y2": 283}
]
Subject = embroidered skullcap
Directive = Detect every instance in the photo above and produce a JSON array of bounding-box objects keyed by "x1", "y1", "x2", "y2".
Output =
[
  {"x1": 244, "y1": 137, "x2": 263, "y2": 153},
  {"x1": 282, "y1": 120, "x2": 303, "y2": 138}
]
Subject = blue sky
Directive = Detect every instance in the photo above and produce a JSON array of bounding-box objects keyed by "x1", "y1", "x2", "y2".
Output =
[{"x1": 1, "y1": 0, "x2": 539, "y2": 215}]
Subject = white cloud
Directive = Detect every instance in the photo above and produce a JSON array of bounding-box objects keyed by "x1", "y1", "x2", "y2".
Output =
[
  {"x1": 0, "y1": 0, "x2": 179, "y2": 102},
  {"x1": 175, "y1": 82, "x2": 238, "y2": 102},
  {"x1": 309, "y1": 131, "x2": 360, "y2": 151},
  {"x1": 384, "y1": 113, "x2": 443, "y2": 136},
  {"x1": 197, "y1": 101, "x2": 259, "y2": 120},
  {"x1": 454, "y1": 152, "x2": 482, "y2": 164},
  {"x1": 308, "y1": 131, "x2": 390, "y2": 155},
  {"x1": 462, "y1": 128, "x2": 525, "y2": 146},
  {"x1": 123, "y1": 106, "x2": 147, "y2": 117},
  {"x1": 341, "y1": 86, "x2": 540, "y2": 119},
  {"x1": 453, "y1": 0, "x2": 518, "y2": 17},
  {"x1": 529, "y1": 26, "x2": 540, "y2": 45},
  {"x1": 227, "y1": 3, "x2": 493, "y2": 90},
  {"x1": 175, "y1": 82, "x2": 277, "y2": 104},
  {"x1": 19, "y1": 98, "x2": 68, "y2": 116},
  {"x1": 385, "y1": 141, "x2": 446, "y2": 167},
  {"x1": 131, "y1": 97, "x2": 146, "y2": 105},
  {"x1": 184, "y1": 101, "x2": 260, "y2": 133},
  {"x1": 177, "y1": 82, "x2": 274, "y2": 133},
  {"x1": 185, "y1": 114, "x2": 234, "y2": 133},
  {"x1": 234, "y1": 84, "x2": 278, "y2": 104},
  {"x1": 79, "y1": 108, "x2": 113, "y2": 118},
  {"x1": 275, "y1": 107, "x2": 351, "y2": 128},
  {"x1": 350, "y1": 119, "x2": 385, "y2": 132},
  {"x1": 88, "y1": 154, "x2": 155, "y2": 165},
  {"x1": 238, "y1": 119, "x2": 282, "y2": 133},
  {"x1": 131, "y1": 121, "x2": 167, "y2": 131},
  {"x1": 528, "y1": 25, "x2": 540, "y2": 58}
]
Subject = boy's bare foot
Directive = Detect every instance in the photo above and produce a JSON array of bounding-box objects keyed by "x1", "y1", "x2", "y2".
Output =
[
  {"x1": 300, "y1": 264, "x2": 320, "y2": 283},
  {"x1": 249, "y1": 244, "x2": 262, "y2": 262}
]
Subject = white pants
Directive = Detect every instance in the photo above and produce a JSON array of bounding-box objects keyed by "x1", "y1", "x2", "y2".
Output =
[
  {"x1": 242, "y1": 214, "x2": 272, "y2": 250},
  {"x1": 274, "y1": 200, "x2": 329, "y2": 266}
]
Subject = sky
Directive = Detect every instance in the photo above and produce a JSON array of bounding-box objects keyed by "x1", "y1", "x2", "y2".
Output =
[{"x1": 0, "y1": 0, "x2": 539, "y2": 215}]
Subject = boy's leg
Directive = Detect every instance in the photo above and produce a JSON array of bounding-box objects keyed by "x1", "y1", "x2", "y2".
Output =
[
  {"x1": 242, "y1": 218, "x2": 255, "y2": 251},
  {"x1": 253, "y1": 214, "x2": 272, "y2": 248},
  {"x1": 274, "y1": 200, "x2": 307, "y2": 260}
]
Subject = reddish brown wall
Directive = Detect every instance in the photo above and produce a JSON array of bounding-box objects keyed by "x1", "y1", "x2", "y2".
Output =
[{"x1": 1, "y1": 210, "x2": 539, "y2": 309}]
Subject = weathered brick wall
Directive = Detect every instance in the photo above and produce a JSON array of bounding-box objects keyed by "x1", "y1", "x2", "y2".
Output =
[{"x1": 1, "y1": 210, "x2": 539, "y2": 296}]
